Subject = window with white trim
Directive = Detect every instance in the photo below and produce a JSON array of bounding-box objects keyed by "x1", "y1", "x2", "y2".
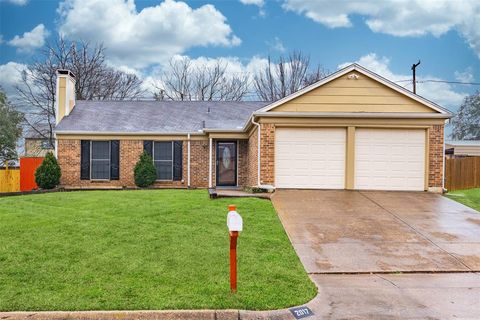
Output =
[
  {"x1": 91, "y1": 141, "x2": 110, "y2": 180},
  {"x1": 153, "y1": 141, "x2": 173, "y2": 180}
]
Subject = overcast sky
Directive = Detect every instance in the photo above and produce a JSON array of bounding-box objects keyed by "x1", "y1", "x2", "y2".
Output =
[{"x1": 1, "y1": 0, "x2": 479, "y2": 115}]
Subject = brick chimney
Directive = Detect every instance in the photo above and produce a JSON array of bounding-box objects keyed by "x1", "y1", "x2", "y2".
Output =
[{"x1": 55, "y1": 69, "x2": 76, "y2": 125}]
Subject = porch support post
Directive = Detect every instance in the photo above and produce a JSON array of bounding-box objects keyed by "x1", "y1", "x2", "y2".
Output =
[
  {"x1": 187, "y1": 133, "x2": 191, "y2": 188},
  {"x1": 209, "y1": 137, "x2": 213, "y2": 188},
  {"x1": 345, "y1": 126, "x2": 355, "y2": 190}
]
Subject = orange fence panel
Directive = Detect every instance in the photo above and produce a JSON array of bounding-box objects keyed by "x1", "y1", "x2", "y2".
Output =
[{"x1": 20, "y1": 157, "x2": 44, "y2": 191}]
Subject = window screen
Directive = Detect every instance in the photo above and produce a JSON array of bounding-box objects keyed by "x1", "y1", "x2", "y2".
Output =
[
  {"x1": 153, "y1": 141, "x2": 173, "y2": 180},
  {"x1": 91, "y1": 141, "x2": 110, "y2": 179}
]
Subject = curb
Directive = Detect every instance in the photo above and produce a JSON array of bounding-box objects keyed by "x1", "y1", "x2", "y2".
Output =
[
  {"x1": 0, "y1": 292, "x2": 323, "y2": 320},
  {"x1": 0, "y1": 310, "x2": 239, "y2": 320},
  {"x1": 0, "y1": 307, "x2": 306, "y2": 320}
]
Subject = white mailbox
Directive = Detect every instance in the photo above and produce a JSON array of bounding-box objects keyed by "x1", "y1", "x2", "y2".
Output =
[{"x1": 227, "y1": 207, "x2": 243, "y2": 232}]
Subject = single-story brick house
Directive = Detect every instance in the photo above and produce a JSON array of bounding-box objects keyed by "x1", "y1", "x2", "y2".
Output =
[{"x1": 54, "y1": 64, "x2": 451, "y2": 192}]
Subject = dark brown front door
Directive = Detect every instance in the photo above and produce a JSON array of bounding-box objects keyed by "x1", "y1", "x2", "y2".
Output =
[{"x1": 216, "y1": 141, "x2": 237, "y2": 186}]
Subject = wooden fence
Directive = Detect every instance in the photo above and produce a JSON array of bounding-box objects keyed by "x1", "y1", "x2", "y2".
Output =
[
  {"x1": 445, "y1": 156, "x2": 480, "y2": 191},
  {"x1": 0, "y1": 167, "x2": 21, "y2": 193}
]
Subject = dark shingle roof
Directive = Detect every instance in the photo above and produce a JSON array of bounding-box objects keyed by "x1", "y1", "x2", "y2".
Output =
[
  {"x1": 55, "y1": 100, "x2": 269, "y2": 134},
  {"x1": 25, "y1": 124, "x2": 50, "y2": 138}
]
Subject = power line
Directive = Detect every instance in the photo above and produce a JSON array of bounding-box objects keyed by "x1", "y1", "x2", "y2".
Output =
[{"x1": 395, "y1": 79, "x2": 480, "y2": 86}]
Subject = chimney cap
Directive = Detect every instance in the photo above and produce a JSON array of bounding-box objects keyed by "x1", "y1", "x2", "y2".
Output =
[{"x1": 57, "y1": 69, "x2": 76, "y2": 79}]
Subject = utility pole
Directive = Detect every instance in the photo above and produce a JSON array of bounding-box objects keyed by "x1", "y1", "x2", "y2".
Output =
[{"x1": 411, "y1": 60, "x2": 421, "y2": 94}]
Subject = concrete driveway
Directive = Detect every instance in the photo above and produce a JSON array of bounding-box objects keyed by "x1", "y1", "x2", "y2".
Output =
[
  {"x1": 272, "y1": 190, "x2": 480, "y2": 273},
  {"x1": 272, "y1": 190, "x2": 480, "y2": 319}
]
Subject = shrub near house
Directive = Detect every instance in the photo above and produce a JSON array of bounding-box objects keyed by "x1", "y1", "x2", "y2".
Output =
[
  {"x1": 134, "y1": 151, "x2": 157, "y2": 187},
  {"x1": 35, "y1": 152, "x2": 61, "y2": 189}
]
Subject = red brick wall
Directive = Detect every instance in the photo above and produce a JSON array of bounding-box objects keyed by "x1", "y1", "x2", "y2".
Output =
[
  {"x1": 428, "y1": 125, "x2": 444, "y2": 189},
  {"x1": 57, "y1": 124, "x2": 443, "y2": 191},
  {"x1": 189, "y1": 140, "x2": 209, "y2": 188},
  {"x1": 58, "y1": 139, "x2": 188, "y2": 188},
  {"x1": 259, "y1": 123, "x2": 275, "y2": 185},
  {"x1": 246, "y1": 128, "x2": 258, "y2": 187},
  {"x1": 237, "y1": 140, "x2": 248, "y2": 186}
]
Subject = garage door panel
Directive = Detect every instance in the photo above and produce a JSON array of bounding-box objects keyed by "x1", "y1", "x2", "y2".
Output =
[
  {"x1": 275, "y1": 128, "x2": 346, "y2": 189},
  {"x1": 355, "y1": 129, "x2": 425, "y2": 191}
]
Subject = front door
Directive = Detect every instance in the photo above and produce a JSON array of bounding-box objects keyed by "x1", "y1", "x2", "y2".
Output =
[{"x1": 216, "y1": 141, "x2": 237, "y2": 186}]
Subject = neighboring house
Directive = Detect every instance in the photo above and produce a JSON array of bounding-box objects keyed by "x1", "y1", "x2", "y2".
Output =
[
  {"x1": 54, "y1": 65, "x2": 451, "y2": 192},
  {"x1": 445, "y1": 140, "x2": 480, "y2": 158},
  {"x1": 24, "y1": 125, "x2": 54, "y2": 157}
]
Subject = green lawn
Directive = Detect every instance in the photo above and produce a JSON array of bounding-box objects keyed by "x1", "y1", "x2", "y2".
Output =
[
  {"x1": 446, "y1": 188, "x2": 480, "y2": 212},
  {"x1": 0, "y1": 190, "x2": 316, "y2": 311}
]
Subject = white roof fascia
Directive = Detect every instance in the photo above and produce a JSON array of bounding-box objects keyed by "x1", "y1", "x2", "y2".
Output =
[
  {"x1": 253, "y1": 112, "x2": 451, "y2": 119},
  {"x1": 54, "y1": 131, "x2": 206, "y2": 136}
]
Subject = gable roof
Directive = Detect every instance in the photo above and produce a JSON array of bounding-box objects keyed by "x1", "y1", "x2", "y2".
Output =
[
  {"x1": 55, "y1": 100, "x2": 268, "y2": 134},
  {"x1": 254, "y1": 63, "x2": 452, "y2": 116},
  {"x1": 25, "y1": 123, "x2": 51, "y2": 139}
]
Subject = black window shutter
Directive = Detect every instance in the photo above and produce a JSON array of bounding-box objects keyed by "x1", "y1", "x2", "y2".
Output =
[
  {"x1": 80, "y1": 140, "x2": 90, "y2": 180},
  {"x1": 143, "y1": 140, "x2": 153, "y2": 157},
  {"x1": 110, "y1": 140, "x2": 120, "y2": 180},
  {"x1": 173, "y1": 141, "x2": 183, "y2": 181}
]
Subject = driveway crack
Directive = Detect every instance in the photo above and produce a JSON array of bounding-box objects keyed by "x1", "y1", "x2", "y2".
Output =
[{"x1": 375, "y1": 274, "x2": 400, "y2": 288}]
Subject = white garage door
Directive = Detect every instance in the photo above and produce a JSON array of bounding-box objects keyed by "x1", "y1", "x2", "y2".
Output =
[
  {"x1": 275, "y1": 128, "x2": 346, "y2": 189},
  {"x1": 355, "y1": 129, "x2": 425, "y2": 191}
]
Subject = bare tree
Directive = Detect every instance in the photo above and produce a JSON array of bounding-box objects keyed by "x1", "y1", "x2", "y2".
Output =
[
  {"x1": 15, "y1": 38, "x2": 144, "y2": 147},
  {"x1": 154, "y1": 57, "x2": 249, "y2": 101},
  {"x1": 253, "y1": 51, "x2": 327, "y2": 101},
  {"x1": 155, "y1": 57, "x2": 193, "y2": 101}
]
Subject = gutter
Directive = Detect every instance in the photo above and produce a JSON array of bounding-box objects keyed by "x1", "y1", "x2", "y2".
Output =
[
  {"x1": 253, "y1": 112, "x2": 452, "y2": 119},
  {"x1": 54, "y1": 131, "x2": 206, "y2": 136},
  {"x1": 202, "y1": 128, "x2": 244, "y2": 133}
]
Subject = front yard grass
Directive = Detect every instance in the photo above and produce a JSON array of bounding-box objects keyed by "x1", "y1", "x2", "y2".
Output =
[
  {"x1": 446, "y1": 188, "x2": 480, "y2": 212},
  {"x1": 0, "y1": 190, "x2": 316, "y2": 311}
]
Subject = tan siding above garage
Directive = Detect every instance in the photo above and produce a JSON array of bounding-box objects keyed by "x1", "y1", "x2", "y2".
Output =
[{"x1": 271, "y1": 71, "x2": 436, "y2": 113}]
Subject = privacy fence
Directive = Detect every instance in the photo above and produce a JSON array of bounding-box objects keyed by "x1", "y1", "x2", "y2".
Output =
[
  {"x1": 0, "y1": 157, "x2": 44, "y2": 193},
  {"x1": 445, "y1": 156, "x2": 480, "y2": 191},
  {"x1": 0, "y1": 167, "x2": 20, "y2": 193}
]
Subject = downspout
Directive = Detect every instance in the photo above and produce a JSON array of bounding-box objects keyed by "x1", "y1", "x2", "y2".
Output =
[
  {"x1": 442, "y1": 121, "x2": 447, "y2": 193},
  {"x1": 251, "y1": 117, "x2": 275, "y2": 190},
  {"x1": 187, "y1": 133, "x2": 191, "y2": 188},
  {"x1": 54, "y1": 135, "x2": 58, "y2": 158},
  {"x1": 208, "y1": 137, "x2": 212, "y2": 188}
]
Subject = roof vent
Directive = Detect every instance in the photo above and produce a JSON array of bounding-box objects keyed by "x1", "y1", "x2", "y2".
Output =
[
  {"x1": 207, "y1": 106, "x2": 210, "y2": 113},
  {"x1": 202, "y1": 120, "x2": 206, "y2": 128}
]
